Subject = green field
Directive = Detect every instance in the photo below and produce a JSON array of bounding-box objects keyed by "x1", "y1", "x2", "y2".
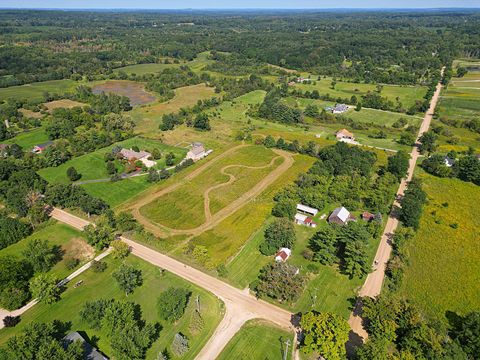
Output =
[
  {"x1": 399, "y1": 171, "x2": 480, "y2": 323},
  {"x1": 5, "y1": 127, "x2": 49, "y2": 150},
  {"x1": 38, "y1": 137, "x2": 187, "y2": 184},
  {"x1": 140, "y1": 146, "x2": 279, "y2": 230},
  {"x1": 294, "y1": 97, "x2": 423, "y2": 127},
  {"x1": 295, "y1": 77, "x2": 427, "y2": 109},
  {"x1": 217, "y1": 320, "x2": 293, "y2": 360},
  {"x1": 0, "y1": 79, "x2": 78, "y2": 102},
  {"x1": 0, "y1": 222, "x2": 92, "y2": 280},
  {"x1": 0, "y1": 255, "x2": 224, "y2": 360},
  {"x1": 114, "y1": 52, "x2": 215, "y2": 76}
]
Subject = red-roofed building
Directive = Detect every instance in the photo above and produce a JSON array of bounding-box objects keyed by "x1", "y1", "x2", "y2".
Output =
[
  {"x1": 275, "y1": 248, "x2": 292, "y2": 262},
  {"x1": 361, "y1": 211, "x2": 375, "y2": 222}
]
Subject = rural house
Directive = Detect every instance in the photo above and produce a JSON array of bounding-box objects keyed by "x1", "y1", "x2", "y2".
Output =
[
  {"x1": 332, "y1": 103, "x2": 349, "y2": 114},
  {"x1": 187, "y1": 142, "x2": 211, "y2": 161},
  {"x1": 63, "y1": 332, "x2": 108, "y2": 360},
  {"x1": 295, "y1": 213, "x2": 317, "y2": 228},
  {"x1": 32, "y1": 141, "x2": 53, "y2": 154},
  {"x1": 120, "y1": 148, "x2": 156, "y2": 168},
  {"x1": 335, "y1": 129, "x2": 355, "y2": 142},
  {"x1": 444, "y1": 156, "x2": 455, "y2": 167},
  {"x1": 296, "y1": 203, "x2": 319, "y2": 217},
  {"x1": 328, "y1": 206, "x2": 356, "y2": 225},
  {"x1": 275, "y1": 248, "x2": 292, "y2": 262}
]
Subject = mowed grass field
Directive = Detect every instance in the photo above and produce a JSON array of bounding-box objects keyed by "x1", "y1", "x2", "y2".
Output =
[
  {"x1": 295, "y1": 77, "x2": 427, "y2": 109},
  {"x1": 139, "y1": 146, "x2": 279, "y2": 230},
  {"x1": 217, "y1": 320, "x2": 293, "y2": 360},
  {"x1": 0, "y1": 255, "x2": 223, "y2": 360},
  {"x1": 38, "y1": 137, "x2": 186, "y2": 184},
  {"x1": 0, "y1": 222, "x2": 93, "y2": 280},
  {"x1": 294, "y1": 97, "x2": 423, "y2": 127},
  {"x1": 0, "y1": 79, "x2": 78, "y2": 102},
  {"x1": 131, "y1": 83, "x2": 216, "y2": 135},
  {"x1": 399, "y1": 171, "x2": 480, "y2": 323},
  {"x1": 5, "y1": 127, "x2": 49, "y2": 150}
]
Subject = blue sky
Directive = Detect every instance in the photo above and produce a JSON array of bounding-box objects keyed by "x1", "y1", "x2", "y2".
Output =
[{"x1": 4, "y1": 0, "x2": 480, "y2": 9}]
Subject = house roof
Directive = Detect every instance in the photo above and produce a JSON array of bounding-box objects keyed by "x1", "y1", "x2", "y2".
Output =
[
  {"x1": 296, "y1": 204, "x2": 318, "y2": 215},
  {"x1": 362, "y1": 211, "x2": 375, "y2": 220},
  {"x1": 63, "y1": 332, "x2": 108, "y2": 360},
  {"x1": 444, "y1": 156, "x2": 455, "y2": 167},
  {"x1": 34, "y1": 141, "x2": 53, "y2": 148},
  {"x1": 295, "y1": 213, "x2": 308, "y2": 222},
  {"x1": 189, "y1": 144, "x2": 205, "y2": 156},
  {"x1": 334, "y1": 103, "x2": 348, "y2": 111},
  {"x1": 304, "y1": 217, "x2": 316, "y2": 225},
  {"x1": 120, "y1": 148, "x2": 151, "y2": 160},
  {"x1": 330, "y1": 207, "x2": 350, "y2": 223},
  {"x1": 336, "y1": 129, "x2": 354, "y2": 138},
  {"x1": 275, "y1": 248, "x2": 292, "y2": 261}
]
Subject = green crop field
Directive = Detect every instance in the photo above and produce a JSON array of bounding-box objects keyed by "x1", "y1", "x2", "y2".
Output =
[
  {"x1": 0, "y1": 79, "x2": 78, "y2": 102},
  {"x1": 217, "y1": 320, "x2": 293, "y2": 360},
  {"x1": 399, "y1": 172, "x2": 480, "y2": 323},
  {"x1": 0, "y1": 222, "x2": 92, "y2": 280},
  {"x1": 38, "y1": 137, "x2": 187, "y2": 184},
  {"x1": 139, "y1": 146, "x2": 279, "y2": 230},
  {"x1": 5, "y1": 127, "x2": 50, "y2": 150},
  {"x1": 295, "y1": 77, "x2": 427, "y2": 109},
  {"x1": 0, "y1": 255, "x2": 224, "y2": 360}
]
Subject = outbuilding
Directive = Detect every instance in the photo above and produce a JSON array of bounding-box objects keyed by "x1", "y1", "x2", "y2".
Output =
[
  {"x1": 328, "y1": 206, "x2": 356, "y2": 226},
  {"x1": 275, "y1": 248, "x2": 292, "y2": 262},
  {"x1": 295, "y1": 213, "x2": 317, "y2": 228},
  {"x1": 296, "y1": 204, "x2": 318, "y2": 217}
]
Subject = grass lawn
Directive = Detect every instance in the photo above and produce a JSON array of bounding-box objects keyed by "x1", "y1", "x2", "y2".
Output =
[
  {"x1": 399, "y1": 171, "x2": 480, "y2": 323},
  {"x1": 0, "y1": 79, "x2": 78, "y2": 102},
  {"x1": 5, "y1": 127, "x2": 49, "y2": 150},
  {"x1": 0, "y1": 255, "x2": 224, "y2": 360},
  {"x1": 294, "y1": 77, "x2": 427, "y2": 109},
  {"x1": 217, "y1": 320, "x2": 293, "y2": 360},
  {"x1": 131, "y1": 83, "x2": 216, "y2": 135},
  {"x1": 139, "y1": 146, "x2": 278, "y2": 230},
  {"x1": 38, "y1": 137, "x2": 187, "y2": 184},
  {"x1": 0, "y1": 221, "x2": 93, "y2": 280},
  {"x1": 81, "y1": 176, "x2": 154, "y2": 208}
]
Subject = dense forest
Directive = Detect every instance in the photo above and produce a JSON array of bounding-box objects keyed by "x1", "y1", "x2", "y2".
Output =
[{"x1": 1, "y1": 10, "x2": 480, "y2": 86}]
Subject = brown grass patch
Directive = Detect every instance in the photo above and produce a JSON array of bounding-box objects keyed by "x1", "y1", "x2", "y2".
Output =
[
  {"x1": 92, "y1": 80, "x2": 157, "y2": 106},
  {"x1": 44, "y1": 99, "x2": 87, "y2": 111},
  {"x1": 19, "y1": 108, "x2": 43, "y2": 119},
  {"x1": 63, "y1": 237, "x2": 95, "y2": 261}
]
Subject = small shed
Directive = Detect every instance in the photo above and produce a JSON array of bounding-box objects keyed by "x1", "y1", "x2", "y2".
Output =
[
  {"x1": 295, "y1": 213, "x2": 317, "y2": 228},
  {"x1": 335, "y1": 129, "x2": 355, "y2": 141},
  {"x1": 275, "y1": 248, "x2": 292, "y2": 262}
]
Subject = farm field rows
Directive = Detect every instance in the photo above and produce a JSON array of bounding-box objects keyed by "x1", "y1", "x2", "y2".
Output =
[
  {"x1": 399, "y1": 171, "x2": 480, "y2": 324},
  {"x1": 217, "y1": 320, "x2": 293, "y2": 360},
  {"x1": 0, "y1": 255, "x2": 224, "y2": 360}
]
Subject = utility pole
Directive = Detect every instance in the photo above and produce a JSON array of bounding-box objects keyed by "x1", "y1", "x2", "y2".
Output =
[{"x1": 283, "y1": 339, "x2": 291, "y2": 360}]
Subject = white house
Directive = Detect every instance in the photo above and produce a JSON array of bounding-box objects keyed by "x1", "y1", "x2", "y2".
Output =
[
  {"x1": 186, "y1": 142, "x2": 208, "y2": 161},
  {"x1": 295, "y1": 213, "x2": 317, "y2": 228},
  {"x1": 336, "y1": 129, "x2": 355, "y2": 141},
  {"x1": 275, "y1": 248, "x2": 292, "y2": 262},
  {"x1": 296, "y1": 204, "x2": 319, "y2": 217},
  {"x1": 332, "y1": 104, "x2": 349, "y2": 114}
]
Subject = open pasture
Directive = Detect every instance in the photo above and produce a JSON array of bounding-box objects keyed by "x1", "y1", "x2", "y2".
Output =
[
  {"x1": 0, "y1": 255, "x2": 224, "y2": 360},
  {"x1": 43, "y1": 99, "x2": 87, "y2": 111},
  {"x1": 294, "y1": 77, "x2": 427, "y2": 109},
  {"x1": 0, "y1": 79, "x2": 78, "y2": 102},
  {"x1": 131, "y1": 83, "x2": 216, "y2": 135},
  {"x1": 5, "y1": 127, "x2": 49, "y2": 150},
  {"x1": 92, "y1": 80, "x2": 157, "y2": 106},
  {"x1": 139, "y1": 145, "x2": 281, "y2": 231},
  {"x1": 399, "y1": 172, "x2": 480, "y2": 323}
]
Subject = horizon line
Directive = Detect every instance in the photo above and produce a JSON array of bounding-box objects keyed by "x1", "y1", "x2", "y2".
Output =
[{"x1": 1, "y1": 7, "x2": 480, "y2": 10}]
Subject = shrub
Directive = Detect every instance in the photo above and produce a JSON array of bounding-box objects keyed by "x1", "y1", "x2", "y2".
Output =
[
  {"x1": 3, "y1": 316, "x2": 20, "y2": 328},
  {"x1": 64, "y1": 257, "x2": 79, "y2": 270},
  {"x1": 0, "y1": 287, "x2": 30, "y2": 311},
  {"x1": 90, "y1": 260, "x2": 107, "y2": 273},
  {"x1": 157, "y1": 287, "x2": 190, "y2": 322},
  {"x1": 66, "y1": 166, "x2": 81, "y2": 181}
]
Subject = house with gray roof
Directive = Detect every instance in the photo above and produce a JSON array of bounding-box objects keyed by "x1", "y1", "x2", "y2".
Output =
[
  {"x1": 63, "y1": 332, "x2": 108, "y2": 360},
  {"x1": 328, "y1": 206, "x2": 356, "y2": 225}
]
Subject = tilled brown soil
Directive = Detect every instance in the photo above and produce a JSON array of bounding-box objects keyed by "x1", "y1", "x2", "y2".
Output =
[{"x1": 92, "y1": 80, "x2": 156, "y2": 106}]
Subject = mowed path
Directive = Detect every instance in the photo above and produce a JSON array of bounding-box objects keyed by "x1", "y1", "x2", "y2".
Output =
[
  {"x1": 50, "y1": 209, "x2": 295, "y2": 360},
  {"x1": 128, "y1": 145, "x2": 294, "y2": 238},
  {"x1": 348, "y1": 68, "x2": 445, "y2": 341}
]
